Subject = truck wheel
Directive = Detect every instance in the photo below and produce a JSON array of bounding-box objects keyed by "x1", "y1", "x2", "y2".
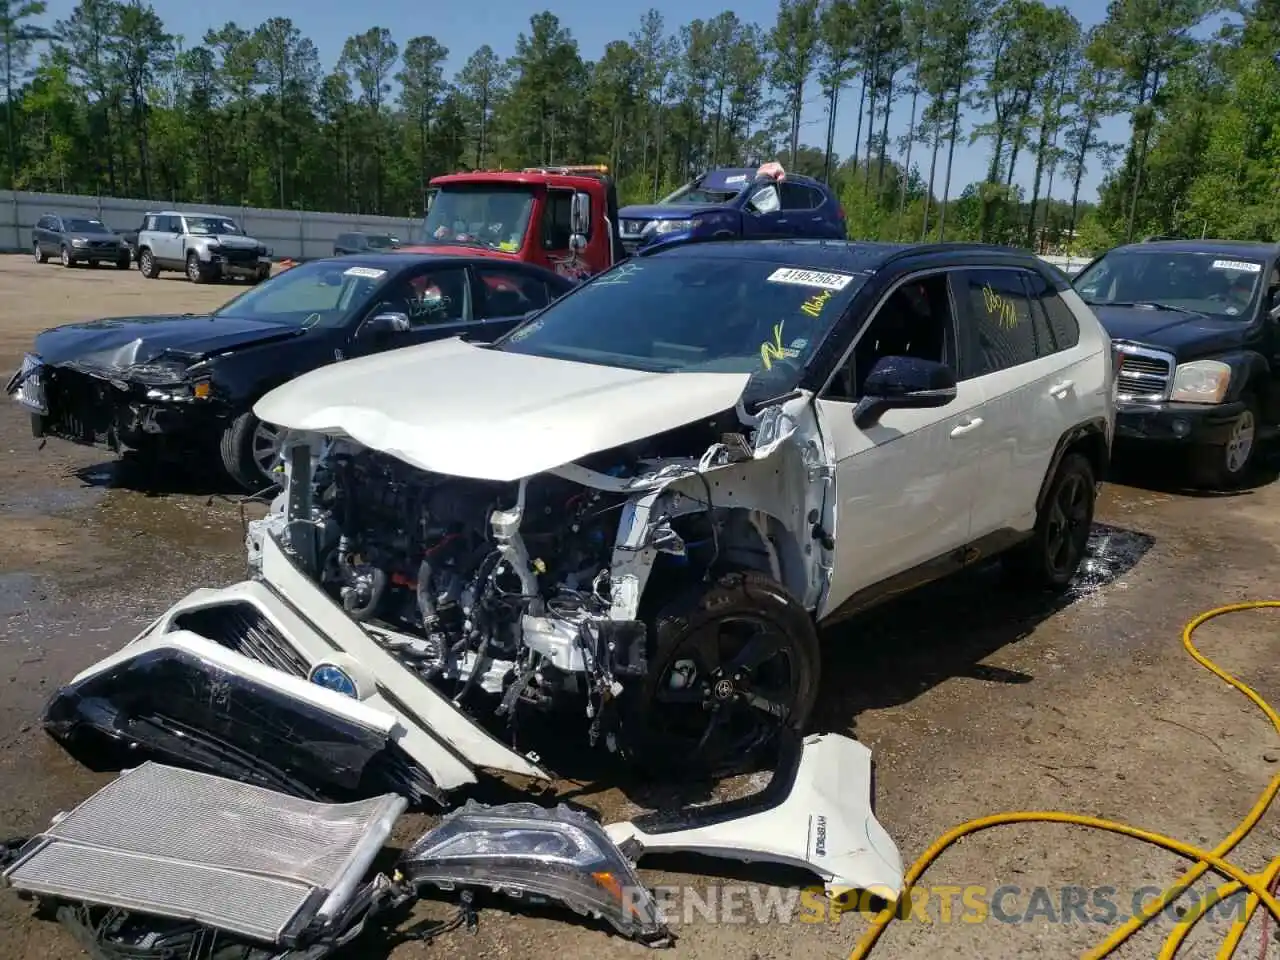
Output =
[
  {"x1": 138, "y1": 248, "x2": 159, "y2": 278},
  {"x1": 621, "y1": 569, "x2": 820, "y2": 779},
  {"x1": 60, "y1": 245, "x2": 75, "y2": 268},
  {"x1": 186, "y1": 252, "x2": 209, "y2": 283},
  {"x1": 1002, "y1": 452, "x2": 1096, "y2": 591},
  {"x1": 219, "y1": 411, "x2": 283, "y2": 492},
  {"x1": 33, "y1": 242, "x2": 47, "y2": 264},
  {"x1": 1189, "y1": 395, "x2": 1259, "y2": 489}
]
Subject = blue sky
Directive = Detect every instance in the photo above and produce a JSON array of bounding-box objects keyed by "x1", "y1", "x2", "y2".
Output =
[{"x1": 39, "y1": 0, "x2": 1131, "y2": 203}]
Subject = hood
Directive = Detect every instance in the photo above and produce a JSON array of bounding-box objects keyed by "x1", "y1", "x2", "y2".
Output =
[
  {"x1": 1094, "y1": 304, "x2": 1249, "y2": 357},
  {"x1": 618, "y1": 203, "x2": 730, "y2": 221},
  {"x1": 253, "y1": 337, "x2": 751, "y2": 482},
  {"x1": 200, "y1": 234, "x2": 259, "y2": 248},
  {"x1": 69, "y1": 230, "x2": 120, "y2": 241},
  {"x1": 35, "y1": 315, "x2": 305, "y2": 371}
]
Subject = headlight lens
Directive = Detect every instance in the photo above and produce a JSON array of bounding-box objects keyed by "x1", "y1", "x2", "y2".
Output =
[
  {"x1": 126, "y1": 360, "x2": 190, "y2": 384},
  {"x1": 71, "y1": 238, "x2": 87, "y2": 247},
  {"x1": 1170, "y1": 359, "x2": 1231, "y2": 404},
  {"x1": 642, "y1": 218, "x2": 693, "y2": 237}
]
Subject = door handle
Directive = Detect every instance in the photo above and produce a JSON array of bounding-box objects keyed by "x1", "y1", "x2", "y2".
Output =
[
  {"x1": 811, "y1": 215, "x2": 824, "y2": 221},
  {"x1": 1049, "y1": 379, "x2": 1074, "y2": 398},
  {"x1": 950, "y1": 417, "x2": 984, "y2": 438}
]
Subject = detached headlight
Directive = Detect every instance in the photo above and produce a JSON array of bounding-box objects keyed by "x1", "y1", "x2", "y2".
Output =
[
  {"x1": 71, "y1": 238, "x2": 87, "y2": 247},
  {"x1": 1169, "y1": 359, "x2": 1231, "y2": 404},
  {"x1": 400, "y1": 801, "x2": 671, "y2": 946}
]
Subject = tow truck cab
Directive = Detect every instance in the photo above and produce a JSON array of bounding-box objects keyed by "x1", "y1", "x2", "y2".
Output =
[{"x1": 411, "y1": 166, "x2": 624, "y2": 282}]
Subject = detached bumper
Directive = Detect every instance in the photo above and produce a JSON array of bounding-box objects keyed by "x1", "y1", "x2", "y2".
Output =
[
  {"x1": 44, "y1": 533, "x2": 549, "y2": 802},
  {"x1": 1115, "y1": 399, "x2": 1246, "y2": 446},
  {"x1": 209, "y1": 253, "x2": 271, "y2": 276}
]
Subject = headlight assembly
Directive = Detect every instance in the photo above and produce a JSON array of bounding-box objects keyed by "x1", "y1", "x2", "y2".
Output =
[
  {"x1": 126, "y1": 360, "x2": 191, "y2": 385},
  {"x1": 71, "y1": 238, "x2": 87, "y2": 247},
  {"x1": 400, "y1": 801, "x2": 671, "y2": 946},
  {"x1": 1169, "y1": 359, "x2": 1231, "y2": 404},
  {"x1": 641, "y1": 218, "x2": 699, "y2": 238}
]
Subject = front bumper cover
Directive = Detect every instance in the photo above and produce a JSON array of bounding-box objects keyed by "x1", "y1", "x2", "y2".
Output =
[{"x1": 1115, "y1": 398, "x2": 1246, "y2": 446}]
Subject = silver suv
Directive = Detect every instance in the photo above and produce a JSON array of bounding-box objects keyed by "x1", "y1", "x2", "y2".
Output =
[{"x1": 136, "y1": 211, "x2": 272, "y2": 284}]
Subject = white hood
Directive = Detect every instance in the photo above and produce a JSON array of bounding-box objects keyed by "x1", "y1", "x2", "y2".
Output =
[{"x1": 254, "y1": 337, "x2": 750, "y2": 481}]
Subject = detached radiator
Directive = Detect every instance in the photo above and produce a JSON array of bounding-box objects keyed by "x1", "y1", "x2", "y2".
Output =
[{"x1": 1, "y1": 762, "x2": 406, "y2": 945}]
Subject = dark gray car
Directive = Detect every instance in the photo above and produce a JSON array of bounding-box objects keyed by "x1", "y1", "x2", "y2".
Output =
[
  {"x1": 32, "y1": 214, "x2": 130, "y2": 269},
  {"x1": 334, "y1": 231, "x2": 401, "y2": 255}
]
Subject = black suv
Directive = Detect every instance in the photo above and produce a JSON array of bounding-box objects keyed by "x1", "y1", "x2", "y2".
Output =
[
  {"x1": 32, "y1": 213, "x2": 130, "y2": 269},
  {"x1": 334, "y1": 231, "x2": 401, "y2": 255},
  {"x1": 1073, "y1": 240, "x2": 1280, "y2": 487}
]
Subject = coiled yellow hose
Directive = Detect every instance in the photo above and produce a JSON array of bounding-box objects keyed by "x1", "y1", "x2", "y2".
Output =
[{"x1": 849, "y1": 601, "x2": 1280, "y2": 960}]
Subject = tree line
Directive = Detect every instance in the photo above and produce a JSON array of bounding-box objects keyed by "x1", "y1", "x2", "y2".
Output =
[{"x1": 0, "y1": 0, "x2": 1276, "y2": 253}]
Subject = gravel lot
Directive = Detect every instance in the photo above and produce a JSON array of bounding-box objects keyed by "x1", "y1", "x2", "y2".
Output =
[{"x1": 1, "y1": 253, "x2": 1279, "y2": 959}]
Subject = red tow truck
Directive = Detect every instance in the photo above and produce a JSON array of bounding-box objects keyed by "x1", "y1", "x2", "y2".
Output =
[{"x1": 401, "y1": 165, "x2": 626, "y2": 282}]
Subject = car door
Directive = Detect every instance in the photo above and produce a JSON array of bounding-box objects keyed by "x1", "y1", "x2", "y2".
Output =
[
  {"x1": 349, "y1": 262, "x2": 475, "y2": 357},
  {"x1": 739, "y1": 181, "x2": 788, "y2": 238},
  {"x1": 813, "y1": 269, "x2": 987, "y2": 614},
  {"x1": 952, "y1": 267, "x2": 1073, "y2": 539},
  {"x1": 778, "y1": 182, "x2": 823, "y2": 238},
  {"x1": 152, "y1": 215, "x2": 179, "y2": 264},
  {"x1": 470, "y1": 265, "x2": 561, "y2": 341}
]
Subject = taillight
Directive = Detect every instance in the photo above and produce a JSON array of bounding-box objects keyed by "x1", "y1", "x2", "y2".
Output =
[{"x1": 837, "y1": 204, "x2": 846, "y2": 221}]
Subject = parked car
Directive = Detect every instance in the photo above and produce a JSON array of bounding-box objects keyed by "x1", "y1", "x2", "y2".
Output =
[
  {"x1": 31, "y1": 213, "x2": 131, "y2": 269},
  {"x1": 135, "y1": 211, "x2": 273, "y2": 284},
  {"x1": 1072, "y1": 239, "x2": 1280, "y2": 487},
  {"x1": 56, "y1": 236, "x2": 1112, "y2": 800},
  {"x1": 4, "y1": 252, "x2": 578, "y2": 491},
  {"x1": 617, "y1": 167, "x2": 847, "y2": 255},
  {"x1": 334, "y1": 231, "x2": 401, "y2": 255}
]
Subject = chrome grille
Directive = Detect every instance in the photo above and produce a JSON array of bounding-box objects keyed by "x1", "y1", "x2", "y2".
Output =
[
  {"x1": 2, "y1": 762, "x2": 407, "y2": 944},
  {"x1": 172, "y1": 602, "x2": 309, "y2": 677},
  {"x1": 1115, "y1": 345, "x2": 1173, "y2": 401},
  {"x1": 11, "y1": 354, "x2": 46, "y2": 413}
]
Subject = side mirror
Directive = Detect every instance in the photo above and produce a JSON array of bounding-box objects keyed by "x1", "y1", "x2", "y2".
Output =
[
  {"x1": 852, "y1": 356, "x2": 957, "y2": 429},
  {"x1": 570, "y1": 191, "x2": 590, "y2": 236},
  {"x1": 361, "y1": 311, "x2": 410, "y2": 342}
]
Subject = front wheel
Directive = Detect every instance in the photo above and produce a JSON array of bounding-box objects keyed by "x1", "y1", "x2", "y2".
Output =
[
  {"x1": 138, "y1": 249, "x2": 159, "y2": 279},
  {"x1": 33, "y1": 242, "x2": 47, "y2": 264},
  {"x1": 621, "y1": 569, "x2": 820, "y2": 779},
  {"x1": 60, "y1": 245, "x2": 74, "y2": 268},
  {"x1": 1189, "y1": 397, "x2": 1259, "y2": 489},
  {"x1": 1002, "y1": 452, "x2": 1096, "y2": 591},
  {"x1": 115, "y1": 255, "x2": 130, "y2": 270},
  {"x1": 186, "y1": 252, "x2": 208, "y2": 283},
  {"x1": 219, "y1": 411, "x2": 283, "y2": 492}
]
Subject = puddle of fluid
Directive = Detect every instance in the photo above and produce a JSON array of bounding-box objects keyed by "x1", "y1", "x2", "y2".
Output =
[{"x1": 1067, "y1": 523, "x2": 1156, "y2": 604}]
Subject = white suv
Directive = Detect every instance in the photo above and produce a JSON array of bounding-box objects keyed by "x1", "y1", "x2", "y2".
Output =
[{"x1": 47, "y1": 240, "x2": 1115, "y2": 804}]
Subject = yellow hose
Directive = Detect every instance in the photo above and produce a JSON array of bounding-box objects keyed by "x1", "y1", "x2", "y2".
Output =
[{"x1": 848, "y1": 601, "x2": 1280, "y2": 960}]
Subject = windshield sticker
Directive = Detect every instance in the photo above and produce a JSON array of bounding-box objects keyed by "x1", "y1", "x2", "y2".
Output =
[
  {"x1": 593, "y1": 262, "x2": 643, "y2": 286},
  {"x1": 801, "y1": 289, "x2": 833, "y2": 317},
  {"x1": 1211, "y1": 259, "x2": 1262, "y2": 273},
  {"x1": 344, "y1": 266, "x2": 388, "y2": 280},
  {"x1": 981, "y1": 284, "x2": 1020, "y2": 330},
  {"x1": 724, "y1": 174, "x2": 748, "y2": 184},
  {"x1": 768, "y1": 267, "x2": 854, "y2": 291}
]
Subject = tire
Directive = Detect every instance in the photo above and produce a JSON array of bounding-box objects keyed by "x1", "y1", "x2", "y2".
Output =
[
  {"x1": 60, "y1": 245, "x2": 74, "y2": 268},
  {"x1": 620, "y1": 569, "x2": 821, "y2": 779},
  {"x1": 251, "y1": 265, "x2": 270, "y2": 285},
  {"x1": 1188, "y1": 394, "x2": 1259, "y2": 489},
  {"x1": 1002, "y1": 452, "x2": 1096, "y2": 591},
  {"x1": 33, "y1": 242, "x2": 47, "y2": 264},
  {"x1": 138, "y1": 248, "x2": 159, "y2": 279},
  {"x1": 186, "y1": 252, "x2": 208, "y2": 283},
  {"x1": 115, "y1": 255, "x2": 130, "y2": 270},
  {"x1": 219, "y1": 411, "x2": 283, "y2": 492}
]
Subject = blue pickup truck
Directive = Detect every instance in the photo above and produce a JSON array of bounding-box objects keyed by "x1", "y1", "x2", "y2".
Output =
[{"x1": 617, "y1": 167, "x2": 847, "y2": 255}]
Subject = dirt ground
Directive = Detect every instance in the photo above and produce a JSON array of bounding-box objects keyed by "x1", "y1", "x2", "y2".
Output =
[{"x1": 2, "y1": 252, "x2": 1280, "y2": 960}]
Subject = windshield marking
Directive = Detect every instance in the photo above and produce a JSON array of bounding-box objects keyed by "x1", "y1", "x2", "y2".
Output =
[
  {"x1": 767, "y1": 267, "x2": 854, "y2": 291},
  {"x1": 1211, "y1": 259, "x2": 1261, "y2": 273},
  {"x1": 801, "y1": 289, "x2": 833, "y2": 317},
  {"x1": 761, "y1": 321, "x2": 799, "y2": 370},
  {"x1": 344, "y1": 266, "x2": 387, "y2": 280},
  {"x1": 593, "y1": 262, "x2": 643, "y2": 286},
  {"x1": 982, "y1": 284, "x2": 1020, "y2": 329}
]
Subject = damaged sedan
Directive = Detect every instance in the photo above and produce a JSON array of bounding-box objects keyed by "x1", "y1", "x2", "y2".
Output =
[
  {"x1": 40, "y1": 237, "x2": 1114, "y2": 809},
  {"x1": 4, "y1": 252, "x2": 576, "y2": 490}
]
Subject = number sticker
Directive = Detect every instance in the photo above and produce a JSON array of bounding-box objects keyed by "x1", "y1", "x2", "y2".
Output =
[
  {"x1": 1210, "y1": 260, "x2": 1261, "y2": 273},
  {"x1": 724, "y1": 174, "x2": 748, "y2": 184},
  {"x1": 344, "y1": 266, "x2": 388, "y2": 279},
  {"x1": 767, "y1": 267, "x2": 854, "y2": 291}
]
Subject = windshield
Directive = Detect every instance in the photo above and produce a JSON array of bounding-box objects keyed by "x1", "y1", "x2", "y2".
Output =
[
  {"x1": 186, "y1": 216, "x2": 242, "y2": 236},
  {"x1": 214, "y1": 259, "x2": 389, "y2": 328},
  {"x1": 496, "y1": 256, "x2": 866, "y2": 396},
  {"x1": 64, "y1": 218, "x2": 110, "y2": 233},
  {"x1": 1074, "y1": 250, "x2": 1265, "y2": 319},
  {"x1": 422, "y1": 186, "x2": 534, "y2": 252},
  {"x1": 660, "y1": 182, "x2": 744, "y2": 206},
  {"x1": 365, "y1": 234, "x2": 398, "y2": 249}
]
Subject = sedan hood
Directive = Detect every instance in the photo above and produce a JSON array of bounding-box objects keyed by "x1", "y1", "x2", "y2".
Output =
[
  {"x1": 254, "y1": 337, "x2": 751, "y2": 482},
  {"x1": 34, "y1": 315, "x2": 304, "y2": 371},
  {"x1": 1093, "y1": 304, "x2": 1249, "y2": 358}
]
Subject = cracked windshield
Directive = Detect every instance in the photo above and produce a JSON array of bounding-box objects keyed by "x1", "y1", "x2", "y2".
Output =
[
  {"x1": 1074, "y1": 250, "x2": 1266, "y2": 318},
  {"x1": 422, "y1": 186, "x2": 534, "y2": 251}
]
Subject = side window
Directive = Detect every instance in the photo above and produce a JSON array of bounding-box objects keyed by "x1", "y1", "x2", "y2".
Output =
[
  {"x1": 953, "y1": 269, "x2": 1038, "y2": 379},
  {"x1": 542, "y1": 191, "x2": 573, "y2": 250},
  {"x1": 475, "y1": 268, "x2": 550, "y2": 319},
  {"x1": 1022, "y1": 269, "x2": 1080, "y2": 352},
  {"x1": 336, "y1": 233, "x2": 351, "y2": 247},
  {"x1": 779, "y1": 182, "x2": 819, "y2": 210},
  {"x1": 824, "y1": 273, "x2": 955, "y2": 402},
  {"x1": 747, "y1": 183, "x2": 781, "y2": 215},
  {"x1": 36, "y1": 216, "x2": 50, "y2": 230},
  {"x1": 369, "y1": 267, "x2": 470, "y2": 327}
]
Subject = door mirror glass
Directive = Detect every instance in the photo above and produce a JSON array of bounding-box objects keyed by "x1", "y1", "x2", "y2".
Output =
[
  {"x1": 570, "y1": 191, "x2": 589, "y2": 235},
  {"x1": 853, "y1": 356, "x2": 957, "y2": 429},
  {"x1": 361, "y1": 311, "x2": 411, "y2": 342}
]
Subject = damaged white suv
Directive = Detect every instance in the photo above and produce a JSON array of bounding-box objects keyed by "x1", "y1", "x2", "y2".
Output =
[{"x1": 43, "y1": 239, "x2": 1113, "y2": 806}]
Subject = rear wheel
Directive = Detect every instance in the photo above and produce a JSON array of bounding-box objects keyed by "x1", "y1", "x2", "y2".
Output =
[
  {"x1": 219, "y1": 411, "x2": 283, "y2": 492},
  {"x1": 1002, "y1": 452, "x2": 1096, "y2": 591},
  {"x1": 138, "y1": 248, "x2": 159, "y2": 279}
]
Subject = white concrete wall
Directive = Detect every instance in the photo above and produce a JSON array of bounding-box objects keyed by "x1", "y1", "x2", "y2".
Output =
[{"x1": 0, "y1": 190, "x2": 421, "y2": 260}]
